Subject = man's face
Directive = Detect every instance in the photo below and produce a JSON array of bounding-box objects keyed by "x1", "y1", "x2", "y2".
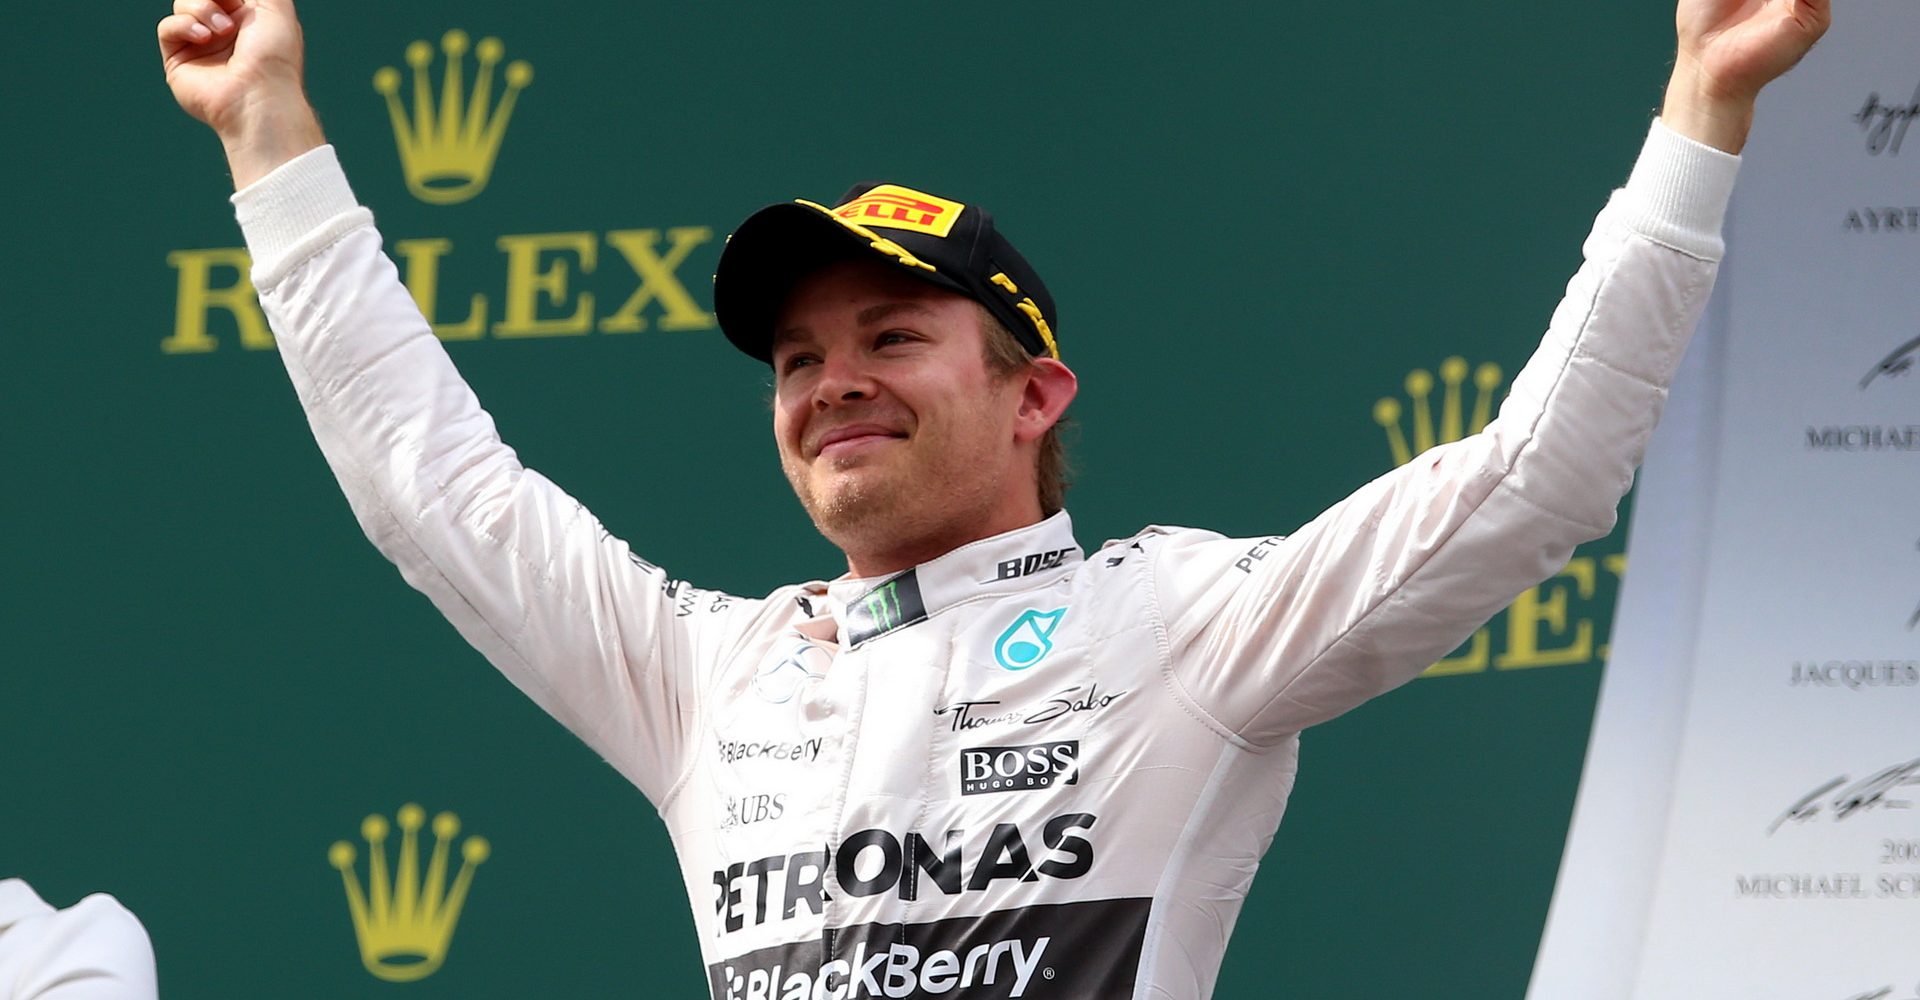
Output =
[{"x1": 771, "y1": 258, "x2": 1028, "y2": 565}]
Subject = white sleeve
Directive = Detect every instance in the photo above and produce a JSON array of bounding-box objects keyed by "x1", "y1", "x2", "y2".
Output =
[
  {"x1": 4, "y1": 895, "x2": 157, "y2": 1000},
  {"x1": 1153, "y1": 121, "x2": 1741, "y2": 748},
  {"x1": 233, "y1": 146, "x2": 739, "y2": 804}
]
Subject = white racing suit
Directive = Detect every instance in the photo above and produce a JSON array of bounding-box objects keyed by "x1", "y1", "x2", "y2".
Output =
[{"x1": 232, "y1": 121, "x2": 1737, "y2": 999}]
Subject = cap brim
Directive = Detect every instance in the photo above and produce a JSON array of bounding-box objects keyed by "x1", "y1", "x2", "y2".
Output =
[{"x1": 714, "y1": 201, "x2": 968, "y2": 364}]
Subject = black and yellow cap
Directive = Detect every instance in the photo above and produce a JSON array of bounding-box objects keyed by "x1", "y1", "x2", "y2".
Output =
[{"x1": 714, "y1": 182, "x2": 1060, "y2": 364}]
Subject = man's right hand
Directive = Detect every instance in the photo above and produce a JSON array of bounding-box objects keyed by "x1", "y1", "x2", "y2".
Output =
[{"x1": 158, "y1": 0, "x2": 325, "y2": 189}]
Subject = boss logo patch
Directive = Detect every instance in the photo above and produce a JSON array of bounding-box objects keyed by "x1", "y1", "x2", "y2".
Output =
[
  {"x1": 993, "y1": 547, "x2": 1074, "y2": 581},
  {"x1": 959, "y1": 741, "x2": 1079, "y2": 795}
]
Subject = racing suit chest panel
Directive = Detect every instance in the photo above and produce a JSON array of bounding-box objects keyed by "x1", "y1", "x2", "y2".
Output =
[
  {"x1": 673, "y1": 516, "x2": 1262, "y2": 999},
  {"x1": 836, "y1": 571, "x2": 1210, "y2": 925}
]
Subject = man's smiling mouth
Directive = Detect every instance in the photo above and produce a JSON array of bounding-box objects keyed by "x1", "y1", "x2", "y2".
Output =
[{"x1": 813, "y1": 424, "x2": 908, "y2": 458}]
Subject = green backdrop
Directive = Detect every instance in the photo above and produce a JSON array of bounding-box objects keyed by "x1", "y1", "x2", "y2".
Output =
[{"x1": 4, "y1": 2, "x2": 1678, "y2": 995}]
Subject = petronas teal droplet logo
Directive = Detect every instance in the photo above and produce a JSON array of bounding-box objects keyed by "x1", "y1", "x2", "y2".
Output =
[{"x1": 994, "y1": 608, "x2": 1067, "y2": 671}]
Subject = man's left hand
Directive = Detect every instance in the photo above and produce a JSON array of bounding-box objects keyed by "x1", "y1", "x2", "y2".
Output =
[{"x1": 1663, "y1": 0, "x2": 1832, "y2": 153}]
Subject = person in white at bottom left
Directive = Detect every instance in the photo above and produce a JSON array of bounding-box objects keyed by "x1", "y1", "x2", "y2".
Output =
[{"x1": 0, "y1": 881, "x2": 156, "y2": 1000}]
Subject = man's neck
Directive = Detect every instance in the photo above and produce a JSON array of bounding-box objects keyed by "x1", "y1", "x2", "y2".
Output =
[{"x1": 840, "y1": 505, "x2": 1047, "y2": 580}]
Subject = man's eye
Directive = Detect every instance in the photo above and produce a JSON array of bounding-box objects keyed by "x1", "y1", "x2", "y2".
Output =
[
  {"x1": 780, "y1": 355, "x2": 819, "y2": 374},
  {"x1": 876, "y1": 330, "x2": 913, "y2": 347}
]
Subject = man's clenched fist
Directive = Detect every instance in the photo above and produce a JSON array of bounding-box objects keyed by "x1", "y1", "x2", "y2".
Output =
[
  {"x1": 1663, "y1": 0, "x2": 1832, "y2": 153},
  {"x1": 159, "y1": 0, "x2": 324, "y2": 188}
]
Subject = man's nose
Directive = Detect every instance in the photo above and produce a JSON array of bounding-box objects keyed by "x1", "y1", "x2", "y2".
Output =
[{"x1": 812, "y1": 352, "x2": 878, "y2": 408}]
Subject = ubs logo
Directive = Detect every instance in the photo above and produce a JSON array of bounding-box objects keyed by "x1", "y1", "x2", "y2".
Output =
[
  {"x1": 960, "y1": 741, "x2": 1080, "y2": 795},
  {"x1": 722, "y1": 793, "x2": 787, "y2": 830}
]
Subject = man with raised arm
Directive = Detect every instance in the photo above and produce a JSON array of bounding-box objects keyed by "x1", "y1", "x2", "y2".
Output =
[{"x1": 159, "y1": 1, "x2": 1825, "y2": 996}]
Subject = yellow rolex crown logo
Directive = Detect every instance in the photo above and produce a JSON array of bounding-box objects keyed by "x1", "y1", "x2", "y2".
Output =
[
  {"x1": 1373, "y1": 356, "x2": 1505, "y2": 466},
  {"x1": 328, "y1": 803, "x2": 490, "y2": 982},
  {"x1": 374, "y1": 30, "x2": 533, "y2": 205}
]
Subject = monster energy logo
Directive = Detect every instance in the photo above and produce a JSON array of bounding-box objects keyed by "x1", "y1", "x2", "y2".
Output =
[
  {"x1": 865, "y1": 582, "x2": 903, "y2": 629},
  {"x1": 846, "y1": 571, "x2": 929, "y2": 646}
]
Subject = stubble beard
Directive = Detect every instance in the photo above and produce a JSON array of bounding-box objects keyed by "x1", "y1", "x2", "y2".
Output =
[{"x1": 783, "y1": 442, "x2": 997, "y2": 568}]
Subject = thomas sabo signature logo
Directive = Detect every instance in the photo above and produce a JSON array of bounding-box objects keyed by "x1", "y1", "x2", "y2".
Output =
[
  {"x1": 328, "y1": 803, "x2": 490, "y2": 982},
  {"x1": 1373, "y1": 357, "x2": 1625, "y2": 677}
]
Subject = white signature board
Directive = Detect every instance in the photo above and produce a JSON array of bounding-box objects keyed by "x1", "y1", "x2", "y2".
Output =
[{"x1": 1532, "y1": 3, "x2": 1920, "y2": 997}]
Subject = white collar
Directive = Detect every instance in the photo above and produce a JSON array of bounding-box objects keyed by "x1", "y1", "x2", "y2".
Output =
[{"x1": 817, "y1": 511, "x2": 1083, "y2": 648}]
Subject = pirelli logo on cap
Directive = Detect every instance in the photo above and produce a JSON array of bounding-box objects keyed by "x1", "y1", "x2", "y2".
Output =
[{"x1": 831, "y1": 185, "x2": 965, "y2": 239}]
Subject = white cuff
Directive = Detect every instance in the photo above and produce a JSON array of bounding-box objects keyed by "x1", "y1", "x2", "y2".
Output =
[
  {"x1": 1615, "y1": 118, "x2": 1742, "y2": 261},
  {"x1": 230, "y1": 144, "x2": 374, "y2": 289}
]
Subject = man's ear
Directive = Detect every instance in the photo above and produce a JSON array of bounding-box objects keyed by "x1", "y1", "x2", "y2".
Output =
[{"x1": 1013, "y1": 358, "x2": 1078, "y2": 444}]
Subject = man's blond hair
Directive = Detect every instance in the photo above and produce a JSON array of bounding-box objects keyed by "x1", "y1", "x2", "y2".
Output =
[{"x1": 978, "y1": 306, "x2": 1071, "y2": 515}]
